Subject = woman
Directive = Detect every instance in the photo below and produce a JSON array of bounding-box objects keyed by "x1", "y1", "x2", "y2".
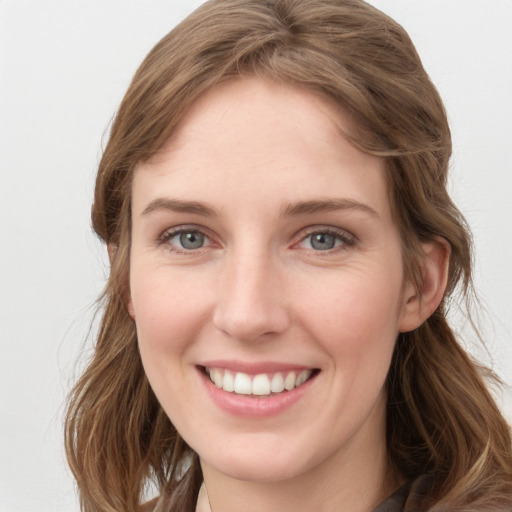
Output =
[{"x1": 65, "y1": 0, "x2": 512, "y2": 511}]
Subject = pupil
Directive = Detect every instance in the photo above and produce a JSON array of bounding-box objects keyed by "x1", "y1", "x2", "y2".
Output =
[
  {"x1": 180, "y1": 231, "x2": 204, "y2": 249},
  {"x1": 311, "y1": 233, "x2": 335, "y2": 250}
]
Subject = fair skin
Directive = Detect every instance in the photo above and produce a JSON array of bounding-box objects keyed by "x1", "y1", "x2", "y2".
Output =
[{"x1": 127, "y1": 77, "x2": 448, "y2": 512}]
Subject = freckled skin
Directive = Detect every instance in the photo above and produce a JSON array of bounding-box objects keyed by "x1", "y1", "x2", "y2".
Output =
[{"x1": 129, "y1": 77, "x2": 419, "y2": 512}]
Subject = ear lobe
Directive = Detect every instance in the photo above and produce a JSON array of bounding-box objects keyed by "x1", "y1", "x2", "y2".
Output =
[
  {"x1": 127, "y1": 299, "x2": 136, "y2": 320},
  {"x1": 107, "y1": 243, "x2": 117, "y2": 265},
  {"x1": 398, "y1": 237, "x2": 451, "y2": 333},
  {"x1": 107, "y1": 243, "x2": 136, "y2": 320}
]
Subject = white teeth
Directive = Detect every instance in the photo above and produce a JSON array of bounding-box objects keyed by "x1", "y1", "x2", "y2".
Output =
[
  {"x1": 296, "y1": 369, "x2": 312, "y2": 387},
  {"x1": 284, "y1": 371, "x2": 296, "y2": 390},
  {"x1": 252, "y1": 374, "x2": 271, "y2": 395},
  {"x1": 270, "y1": 372, "x2": 285, "y2": 393},
  {"x1": 234, "y1": 372, "x2": 252, "y2": 394},
  {"x1": 223, "y1": 370, "x2": 235, "y2": 392},
  {"x1": 206, "y1": 367, "x2": 314, "y2": 395},
  {"x1": 212, "y1": 368, "x2": 223, "y2": 388}
]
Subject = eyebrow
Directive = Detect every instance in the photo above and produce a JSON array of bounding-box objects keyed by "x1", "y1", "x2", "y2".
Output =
[
  {"x1": 141, "y1": 198, "x2": 218, "y2": 217},
  {"x1": 140, "y1": 197, "x2": 379, "y2": 219},
  {"x1": 280, "y1": 199, "x2": 379, "y2": 218}
]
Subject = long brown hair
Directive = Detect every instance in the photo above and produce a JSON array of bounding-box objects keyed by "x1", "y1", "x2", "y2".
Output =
[{"x1": 65, "y1": 1, "x2": 512, "y2": 510}]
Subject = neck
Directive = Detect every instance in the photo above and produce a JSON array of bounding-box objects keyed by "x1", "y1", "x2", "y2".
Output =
[{"x1": 199, "y1": 399, "x2": 401, "y2": 512}]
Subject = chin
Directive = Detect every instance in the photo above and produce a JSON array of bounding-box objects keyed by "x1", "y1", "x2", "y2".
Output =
[
  {"x1": 195, "y1": 431, "x2": 327, "y2": 484},
  {"x1": 202, "y1": 455, "x2": 307, "y2": 483}
]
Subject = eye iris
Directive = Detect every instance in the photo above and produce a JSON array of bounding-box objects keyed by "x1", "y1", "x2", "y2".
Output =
[
  {"x1": 310, "y1": 233, "x2": 336, "y2": 250},
  {"x1": 179, "y1": 231, "x2": 204, "y2": 249}
]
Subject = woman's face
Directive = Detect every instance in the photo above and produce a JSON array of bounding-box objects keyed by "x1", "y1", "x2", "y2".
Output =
[{"x1": 129, "y1": 77, "x2": 417, "y2": 484}]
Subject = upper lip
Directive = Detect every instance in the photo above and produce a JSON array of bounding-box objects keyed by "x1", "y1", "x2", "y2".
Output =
[{"x1": 197, "y1": 360, "x2": 317, "y2": 375}]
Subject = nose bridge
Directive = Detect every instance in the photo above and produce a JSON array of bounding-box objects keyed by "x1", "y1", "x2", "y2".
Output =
[{"x1": 213, "y1": 241, "x2": 289, "y2": 341}]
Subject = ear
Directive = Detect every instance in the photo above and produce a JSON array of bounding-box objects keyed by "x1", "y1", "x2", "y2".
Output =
[
  {"x1": 398, "y1": 237, "x2": 450, "y2": 333},
  {"x1": 108, "y1": 243, "x2": 136, "y2": 320}
]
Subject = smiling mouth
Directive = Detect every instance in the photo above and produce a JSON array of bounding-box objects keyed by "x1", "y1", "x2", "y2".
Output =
[{"x1": 202, "y1": 366, "x2": 319, "y2": 396}]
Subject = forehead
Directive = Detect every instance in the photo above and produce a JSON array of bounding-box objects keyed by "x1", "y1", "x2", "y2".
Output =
[
  {"x1": 133, "y1": 77, "x2": 390, "y2": 220},
  {"x1": 151, "y1": 77, "x2": 363, "y2": 164}
]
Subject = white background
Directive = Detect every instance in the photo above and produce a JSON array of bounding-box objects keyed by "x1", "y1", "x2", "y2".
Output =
[{"x1": 0, "y1": 1, "x2": 511, "y2": 511}]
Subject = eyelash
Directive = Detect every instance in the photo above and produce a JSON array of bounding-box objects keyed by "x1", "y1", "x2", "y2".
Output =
[
  {"x1": 298, "y1": 226, "x2": 356, "y2": 253},
  {"x1": 158, "y1": 226, "x2": 213, "y2": 255},
  {"x1": 157, "y1": 225, "x2": 357, "y2": 255}
]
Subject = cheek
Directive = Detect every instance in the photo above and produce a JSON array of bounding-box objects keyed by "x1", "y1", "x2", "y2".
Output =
[
  {"x1": 130, "y1": 271, "x2": 209, "y2": 410},
  {"x1": 298, "y1": 267, "x2": 404, "y2": 373},
  {"x1": 130, "y1": 266, "x2": 210, "y2": 348},
  {"x1": 129, "y1": 274, "x2": 206, "y2": 407}
]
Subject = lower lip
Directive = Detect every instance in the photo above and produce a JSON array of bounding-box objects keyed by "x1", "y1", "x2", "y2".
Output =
[{"x1": 199, "y1": 369, "x2": 317, "y2": 419}]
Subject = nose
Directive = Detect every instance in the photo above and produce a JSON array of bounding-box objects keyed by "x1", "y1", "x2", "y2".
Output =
[{"x1": 212, "y1": 248, "x2": 290, "y2": 342}]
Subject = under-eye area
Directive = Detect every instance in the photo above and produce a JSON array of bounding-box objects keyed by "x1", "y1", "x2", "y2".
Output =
[{"x1": 199, "y1": 366, "x2": 321, "y2": 397}]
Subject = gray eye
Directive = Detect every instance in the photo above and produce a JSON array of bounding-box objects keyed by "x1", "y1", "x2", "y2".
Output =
[
  {"x1": 179, "y1": 231, "x2": 205, "y2": 249},
  {"x1": 309, "y1": 233, "x2": 337, "y2": 250}
]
